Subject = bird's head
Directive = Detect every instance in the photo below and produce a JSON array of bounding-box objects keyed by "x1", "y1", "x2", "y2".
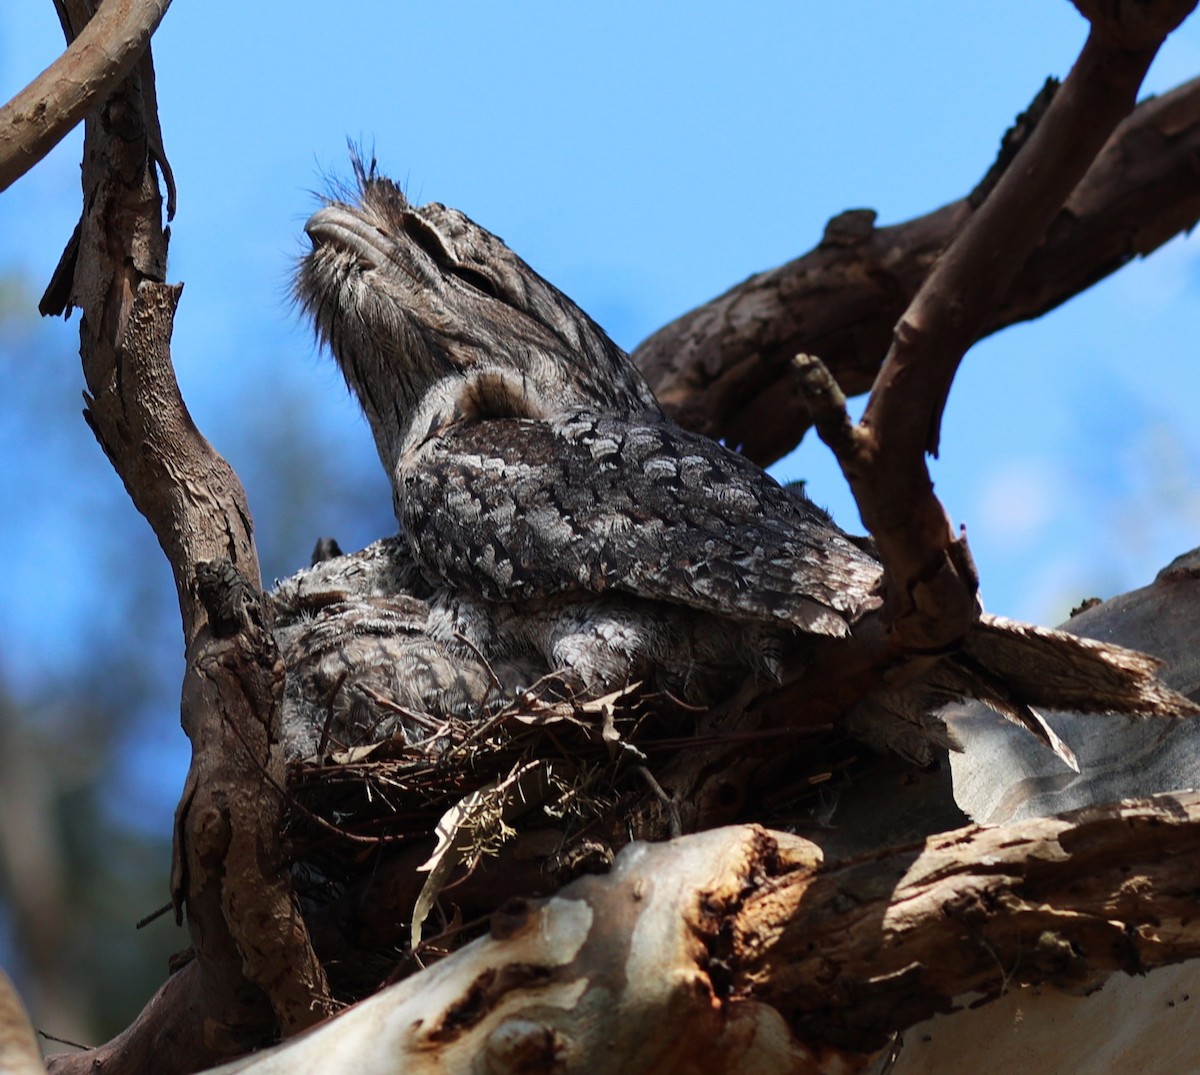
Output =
[{"x1": 296, "y1": 156, "x2": 659, "y2": 465}]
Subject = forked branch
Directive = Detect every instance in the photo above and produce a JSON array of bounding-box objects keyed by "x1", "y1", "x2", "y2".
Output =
[
  {"x1": 635, "y1": 75, "x2": 1200, "y2": 467},
  {"x1": 796, "y1": 0, "x2": 1197, "y2": 653}
]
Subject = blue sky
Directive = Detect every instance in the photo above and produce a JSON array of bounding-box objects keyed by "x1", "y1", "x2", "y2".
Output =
[{"x1": 1, "y1": 5, "x2": 1198, "y2": 824}]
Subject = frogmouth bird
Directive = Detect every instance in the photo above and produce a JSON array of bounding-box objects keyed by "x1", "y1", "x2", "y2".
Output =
[{"x1": 292, "y1": 158, "x2": 1190, "y2": 766}]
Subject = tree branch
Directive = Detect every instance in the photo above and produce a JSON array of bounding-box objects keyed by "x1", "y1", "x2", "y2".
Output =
[
  {"x1": 0, "y1": 0, "x2": 171, "y2": 194},
  {"x1": 748, "y1": 794, "x2": 1200, "y2": 1051},
  {"x1": 795, "y1": 2, "x2": 1195, "y2": 655},
  {"x1": 38, "y1": 6, "x2": 334, "y2": 1068},
  {"x1": 869, "y1": 3, "x2": 1195, "y2": 464},
  {"x1": 160, "y1": 798, "x2": 1200, "y2": 1073},
  {"x1": 634, "y1": 75, "x2": 1200, "y2": 467},
  {"x1": 23, "y1": 6, "x2": 1200, "y2": 1071},
  {"x1": 46, "y1": 542, "x2": 1200, "y2": 1073}
]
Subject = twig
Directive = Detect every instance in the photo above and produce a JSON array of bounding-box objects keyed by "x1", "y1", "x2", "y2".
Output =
[
  {"x1": 37, "y1": 1030, "x2": 89, "y2": 1051},
  {"x1": 452, "y1": 629, "x2": 505, "y2": 716},
  {"x1": 316, "y1": 670, "x2": 349, "y2": 757},
  {"x1": 134, "y1": 902, "x2": 172, "y2": 929},
  {"x1": 636, "y1": 765, "x2": 681, "y2": 838}
]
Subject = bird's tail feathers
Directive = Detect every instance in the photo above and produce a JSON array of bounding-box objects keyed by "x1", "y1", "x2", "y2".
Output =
[
  {"x1": 848, "y1": 613, "x2": 1196, "y2": 771},
  {"x1": 960, "y1": 614, "x2": 1195, "y2": 718}
]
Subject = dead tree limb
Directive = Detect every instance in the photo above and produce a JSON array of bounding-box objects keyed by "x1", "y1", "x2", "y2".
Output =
[
  {"x1": 746, "y1": 798, "x2": 1200, "y2": 1050},
  {"x1": 0, "y1": 0, "x2": 171, "y2": 194},
  {"x1": 634, "y1": 75, "x2": 1200, "y2": 468}
]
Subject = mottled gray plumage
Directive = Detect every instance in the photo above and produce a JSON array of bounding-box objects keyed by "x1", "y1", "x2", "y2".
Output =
[
  {"x1": 297, "y1": 161, "x2": 881, "y2": 640},
  {"x1": 271, "y1": 538, "x2": 504, "y2": 758},
  {"x1": 272, "y1": 537, "x2": 784, "y2": 759},
  {"x1": 402, "y1": 412, "x2": 881, "y2": 635},
  {"x1": 290, "y1": 159, "x2": 1194, "y2": 766}
]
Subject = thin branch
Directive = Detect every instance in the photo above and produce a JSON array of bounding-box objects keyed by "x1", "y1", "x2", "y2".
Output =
[
  {"x1": 634, "y1": 75, "x2": 1200, "y2": 467},
  {"x1": 0, "y1": 0, "x2": 171, "y2": 194}
]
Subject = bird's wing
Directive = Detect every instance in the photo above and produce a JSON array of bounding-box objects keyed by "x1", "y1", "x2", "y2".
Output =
[{"x1": 401, "y1": 411, "x2": 882, "y2": 636}]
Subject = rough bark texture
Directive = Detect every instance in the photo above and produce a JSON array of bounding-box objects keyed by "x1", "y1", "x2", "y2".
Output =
[
  {"x1": 38, "y1": 6, "x2": 332, "y2": 1073},
  {"x1": 0, "y1": 0, "x2": 172, "y2": 194},
  {"x1": 746, "y1": 802, "x2": 1200, "y2": 1049},
  {"x1": 633, "y1": 75, "x2": 1200, "y2": 468},
  {"x1": 164, "y1": 804, "x2": 1200, "y2": 1074},
  {"x1": 789, "y1": 1, "x2": 1195, "y2": 663}
]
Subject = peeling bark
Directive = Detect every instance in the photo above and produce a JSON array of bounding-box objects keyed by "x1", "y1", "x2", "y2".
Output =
[
  {"x1": 39, "y1": 7, "x2": 332, "y2": 1072},
  {"x1": 14, "y1": 2, "x2": 1200, "y2": 1072},
  {"x1": 190, "y1": 801, "x2": 1200, "y2": 1074}
]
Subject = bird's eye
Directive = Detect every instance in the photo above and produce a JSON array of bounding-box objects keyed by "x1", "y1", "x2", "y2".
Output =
[
  {"x1": 404, "y1": 214, "x2": 499, "y2": 299},
  {"x1": 405, "y1": 215, "x2": 451, "y2": 262},
  {"x1": 449, "y1": 266, "x2": 498, "y2": 299}
]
